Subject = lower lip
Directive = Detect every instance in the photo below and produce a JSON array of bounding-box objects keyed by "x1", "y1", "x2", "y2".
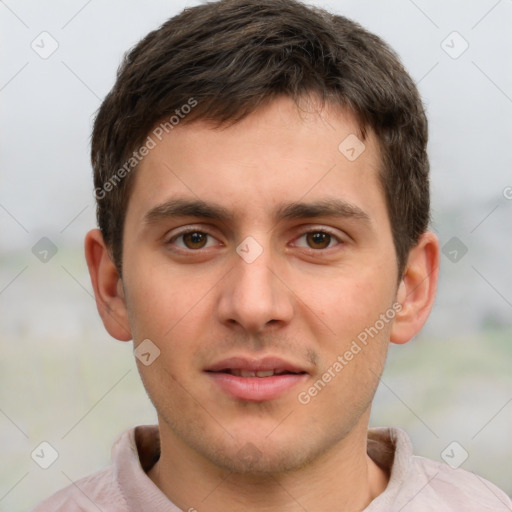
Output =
[{"x1": 206, "y1": 372, "x2": 308, "y2": 402}]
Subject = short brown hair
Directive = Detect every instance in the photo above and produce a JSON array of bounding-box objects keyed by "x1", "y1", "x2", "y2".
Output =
[{"x1": 91, "y1": 0, "x2": 429, "y2": 277}]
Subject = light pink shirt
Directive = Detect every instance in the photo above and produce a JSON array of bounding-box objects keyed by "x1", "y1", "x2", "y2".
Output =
[{"x1": 31, "y1": 425, "x2": 512, "y2": 511}]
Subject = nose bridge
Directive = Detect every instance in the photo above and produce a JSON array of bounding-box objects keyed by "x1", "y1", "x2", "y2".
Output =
[
  {"x1": 237, "y1": 243, "x2": 274, "y2": 300},
  {"x1": 216, "y1": 237, "x2": 293, "y2": 332}
]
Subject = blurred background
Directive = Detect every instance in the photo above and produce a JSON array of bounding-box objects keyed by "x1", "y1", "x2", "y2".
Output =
[{"x1": 1, "y1": 0, "x2": 511, "y2": 510}]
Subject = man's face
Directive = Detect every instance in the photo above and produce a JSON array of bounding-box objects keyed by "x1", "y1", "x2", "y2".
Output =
[{"x1": 121, "y1": 96, "x2": 399, "y2": 473}]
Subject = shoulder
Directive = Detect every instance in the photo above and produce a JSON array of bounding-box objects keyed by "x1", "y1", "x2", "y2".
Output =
[
  {"x1": 405, "y1": 455, "x2": 512, "y2": 511},
  {"x1": 30, "y1": 425, "x2": 160, "y2": 512},
  {"x1": 368, "y1": 428, "x2": 512, "y2": 512},
  {"x1": 30, "y1": 466, "x2": 127, "y2": 512}
]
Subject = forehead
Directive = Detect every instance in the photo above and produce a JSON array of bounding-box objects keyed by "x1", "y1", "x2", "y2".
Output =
[{"x1": 125, "y1": 96, "x2": 387, "y2": 229}]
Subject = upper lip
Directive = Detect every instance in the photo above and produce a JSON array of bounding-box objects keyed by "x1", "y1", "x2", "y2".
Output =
[{"x1": 205, "y1": 356, "x2": 308, "y2": 374}]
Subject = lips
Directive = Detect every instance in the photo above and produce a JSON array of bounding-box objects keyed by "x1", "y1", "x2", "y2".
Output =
[
  {"x1": 205, "y1": 356, "x2": 309, "y2": 401},
  {"x1": 225, "y1": 369, "x2": 291, "y2": 377},
  {"x1": 205, "y1": 356, "x2": 307, "y2": 375}
]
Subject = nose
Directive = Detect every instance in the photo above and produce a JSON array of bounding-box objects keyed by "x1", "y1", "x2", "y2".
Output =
[{"x1": 216, "y1": 239, "x2": 294, "y2": 334}]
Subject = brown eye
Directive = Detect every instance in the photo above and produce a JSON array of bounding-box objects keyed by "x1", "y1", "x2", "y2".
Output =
[
  {"x1": 182, "y1": 232, "x2": 208, "y2": 249},
  {"x1": 305, "y1": 232, "x2": 332, "y2": 249}
]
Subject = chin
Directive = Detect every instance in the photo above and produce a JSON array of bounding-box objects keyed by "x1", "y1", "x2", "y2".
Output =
[{"x1": 208, "y1": 439, "x2": 316, "y2": 475}]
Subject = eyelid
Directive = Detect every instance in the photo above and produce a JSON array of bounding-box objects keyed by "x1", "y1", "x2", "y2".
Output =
[{"x1": 165, "y1": 224, "x2": 217, "y2": 238}]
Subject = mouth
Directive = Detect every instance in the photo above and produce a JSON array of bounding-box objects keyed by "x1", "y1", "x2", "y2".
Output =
[
  {"x1": 205, "y1": 356, "x2": 309, "y2": 402},
  {"x1": 210, "y1": 368, "x2": 304, "y2": 377}
]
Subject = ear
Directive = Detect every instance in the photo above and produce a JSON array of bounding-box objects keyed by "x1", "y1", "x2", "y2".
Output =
[
  {"x1": 84, "y1": 229, "x2": 132, "y2": 341},
  {"x1": 390, "y1": 231, "x2": 439, "y2": 345}
]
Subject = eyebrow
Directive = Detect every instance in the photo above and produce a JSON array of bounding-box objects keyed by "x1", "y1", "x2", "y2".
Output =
[
  {"x1": 275, "y1": 198, "x2": 371, "y2": 224},
  {"x1": 143, "y1": 197, "x2": 371, "y2": 226},
  {"x1": 144, "y1": 198, "x2": 234, "y2": 224}
]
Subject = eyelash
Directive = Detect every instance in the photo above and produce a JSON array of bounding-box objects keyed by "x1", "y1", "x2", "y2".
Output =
[{"x1": 166, "y1": 227, "x2": 344, "y2": 252}]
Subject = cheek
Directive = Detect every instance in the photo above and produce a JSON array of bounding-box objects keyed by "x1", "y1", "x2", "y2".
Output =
[
  {"x1": 298, "y1": 265, "x2": 396, "y2": 345},
  {"x1": 123, "y1": 257, "x2": 214, "y2": 341},
  {"x1": 299, "y1": 291, "x2": 392, "y2": 424}
]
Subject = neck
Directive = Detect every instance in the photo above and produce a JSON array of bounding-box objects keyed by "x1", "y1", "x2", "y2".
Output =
[{"x1": 148, "y1": 417, "x2": 389, "y2": 511}]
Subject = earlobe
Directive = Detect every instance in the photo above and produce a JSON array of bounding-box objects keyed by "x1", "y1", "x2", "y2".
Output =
[
  {"x1": 390, "y1": 231, "x2": 439, "y2": 345},
  {"x1": 84, "y1": 229, "x2": 132, "y2": 341}
]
